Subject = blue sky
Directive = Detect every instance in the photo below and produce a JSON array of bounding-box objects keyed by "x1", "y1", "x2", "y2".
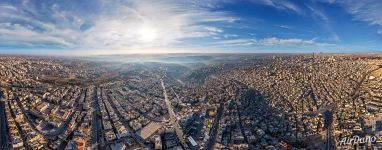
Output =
[{"x1": 0, "y1": 0, "x2": 381, "y2": 55}]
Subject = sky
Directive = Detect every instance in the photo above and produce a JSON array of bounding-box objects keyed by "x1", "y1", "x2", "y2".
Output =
[{"x1": 0, "y1": 0, "x2": 382, "y2": 55}]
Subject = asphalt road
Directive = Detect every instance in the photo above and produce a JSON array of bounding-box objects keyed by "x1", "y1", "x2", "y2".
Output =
[
  {"x1": 91, "y1": 87, "x2": 103, "y2": 150},
  {"x1": 0, "y1": 98, "x2": 10, "y2": 150},
  {"x1": 161, "y1": 78, "x2": 184, "y2": 140}
]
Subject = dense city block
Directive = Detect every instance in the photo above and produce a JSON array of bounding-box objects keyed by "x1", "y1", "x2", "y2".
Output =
[{"x1": 0, "y1": 54, "x2": 382, "y2": 150}]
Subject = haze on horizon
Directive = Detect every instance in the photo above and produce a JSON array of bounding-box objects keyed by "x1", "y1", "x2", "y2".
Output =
[{"x1": 0, "y1": 0, "x2": 382, "y2": 55}]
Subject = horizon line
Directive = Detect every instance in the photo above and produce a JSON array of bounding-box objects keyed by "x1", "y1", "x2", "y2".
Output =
[{"x1": 0, "y1": 51, "x2": 381, "y2": 57}]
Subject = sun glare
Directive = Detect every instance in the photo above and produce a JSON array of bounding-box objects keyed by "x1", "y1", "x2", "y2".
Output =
[{"x1": 138, "y1": 26, "x2": 158, "y2": 43}]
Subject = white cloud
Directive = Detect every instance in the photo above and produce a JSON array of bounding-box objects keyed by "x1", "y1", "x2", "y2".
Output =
[
  {"x1": 324, "y1": 0, "x2": 382, "y2": 35},
  {"x1": 0, "y1": 23, "x2": 73, "y2": 46},
  {"x1": 214, "y1": 37, "x2": 335, "y2": 47},
  {"x1": 306, "y1": 4, "x2": 340, "y2": 42},
  {"x1": 223, "y1": 34, "x2": 238, "y2": 38},
  {"x1": 260, "y1": 37, "x2": 335, "y2": 46},
  {"x1": 0, "y1": 0, "x2": 237, "y2": 51},
  {"x1": 306, "y1": 5, "x2": 328, "y2": 21},
  {"x1": 0, "y1": 4, "x2": 17, "y2": 12},
  {"x1": 253, "y1": 0, "x2": 302, "y2": 14},
  {"x1": 274, "y1": 25, "x2": 293, "y2": 30},
  {"x1": 188, "y1": 0, "x2": 236, "y2": 9},
  {"x1": 259, "y1": 37, "x2": 314, "y2": 46},
  {"x1": 214, "y1": 38, "x2": 256, "y2": 46}
]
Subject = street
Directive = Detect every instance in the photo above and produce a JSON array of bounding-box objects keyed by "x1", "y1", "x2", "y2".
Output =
[{"x1": 161, "y1": 78, "x2": 184, "y2": 141}]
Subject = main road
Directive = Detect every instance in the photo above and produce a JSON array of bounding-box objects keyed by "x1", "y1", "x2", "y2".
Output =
[
  {"x1": 0, "y1": 93, "x2": 10, "y2": 150},
  {"x1": 91, "y1": 87, "x2": 103, "y2": 150},
  {"x1": 160, "y1": 78, "x2": 184, "y2": 140}
]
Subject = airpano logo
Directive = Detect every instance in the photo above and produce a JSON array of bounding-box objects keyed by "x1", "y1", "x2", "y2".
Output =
[{"x1": 339, "y1": 135, "x2": 378, "y2": 146}]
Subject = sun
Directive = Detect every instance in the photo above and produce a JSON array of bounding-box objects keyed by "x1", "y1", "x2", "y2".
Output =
[{"x1": 138, "y1": 26, "x2": 158, "y2": 43}]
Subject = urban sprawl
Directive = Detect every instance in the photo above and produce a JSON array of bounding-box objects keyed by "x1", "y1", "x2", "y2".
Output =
[{"x1": 0, "y1": 54, "x2": 382, "y2": 150}]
